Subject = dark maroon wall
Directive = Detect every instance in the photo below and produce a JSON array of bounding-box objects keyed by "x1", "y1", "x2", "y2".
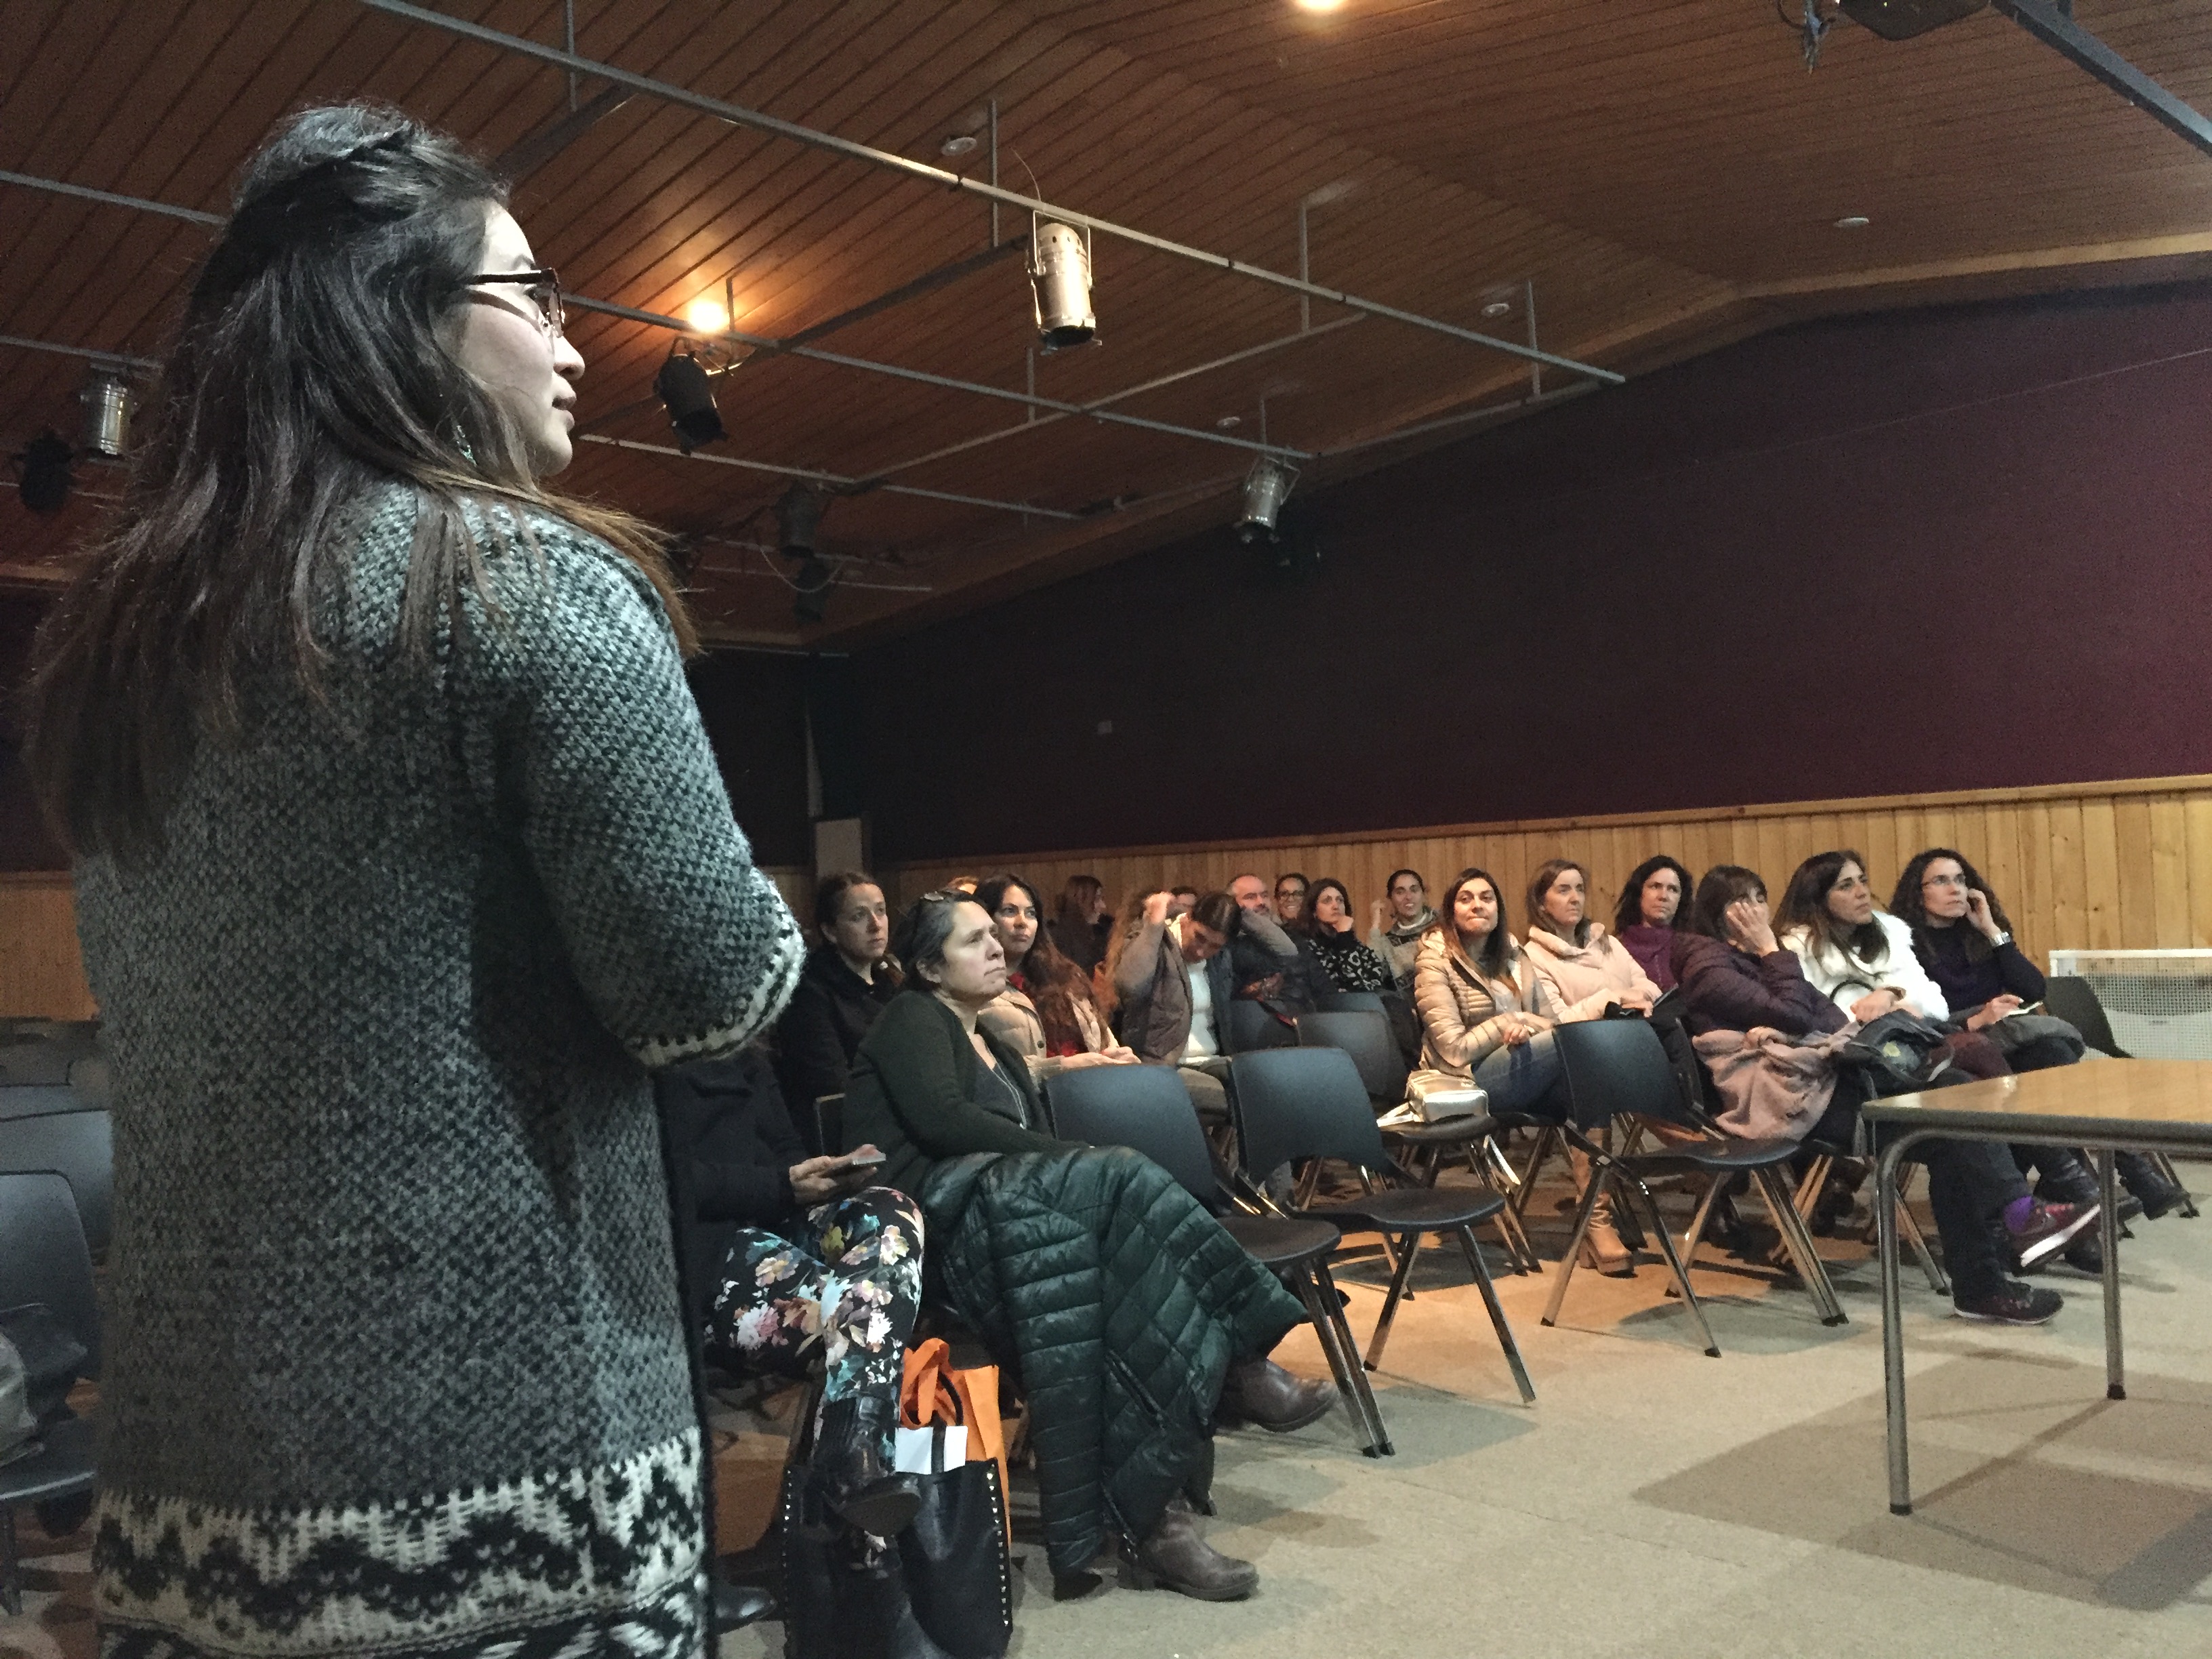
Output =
[{"x1": 854, "y1": 282, "x2": 2212, "y2": 863}]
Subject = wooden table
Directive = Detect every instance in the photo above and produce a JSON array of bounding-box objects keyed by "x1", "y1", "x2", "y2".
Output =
[{"x1": 1862, "y1": 1060, "x2": 2212, "y2": 1516}]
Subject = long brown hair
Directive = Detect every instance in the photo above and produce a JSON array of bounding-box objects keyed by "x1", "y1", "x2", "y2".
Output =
[
  {"x1": 1525, "y1": 857, "x2": 1600, "y2": 949},
  {"x1": 1431, "y1": 867, "x2": 1517, "y2": 983},
  {"x1": 24, "y1": 103, "x2": 689, "y2": 863},
  {"x1": 976, "y1": 873, "x2": 1099, "y2": 1045},
  {"x1": 1891, "y1": 848, "x2": 2013, "y2": 964},
  {"x1": 1776, "y1": 850, "x2": 1888, "y2": 964}
]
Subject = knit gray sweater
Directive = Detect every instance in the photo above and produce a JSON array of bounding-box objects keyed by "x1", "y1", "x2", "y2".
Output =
[{"x1": 75, "y1": 487, "x2": 804, "y2": 1659}]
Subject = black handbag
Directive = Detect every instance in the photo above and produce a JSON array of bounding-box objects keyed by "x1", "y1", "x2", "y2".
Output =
[{"x1": 779, "y1": 1427, "x2": 1012, "y2": 1659}]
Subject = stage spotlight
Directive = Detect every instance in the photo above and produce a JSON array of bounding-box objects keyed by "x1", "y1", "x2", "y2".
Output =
[
  {"x1": 1029, "y1": 220, "x2": 1096, "y2": 350},
  {"x1": 79, "y1": 367, "x2": 131, "y2": 458},
  {"x1": 792, "y1": 554, "x2": 833, "y2": 624},
  {"x1": 685, "y1": 297, "x2": 729, "y2": 335},
  {"x1": 655, "y1": 350, "x2": 724, "y2": 452},
  {"x1": 1235, "y1": 455, "x2": 1298, "y2": 542},
  {"x1": 777, "y1": 482, "x2": 827, "y2": 557},
  {"x1": 14, "y1": 430, "x2": 73, "y2": 515}
]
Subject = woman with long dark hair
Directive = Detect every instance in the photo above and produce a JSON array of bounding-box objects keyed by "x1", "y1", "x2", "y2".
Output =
[
  {"x1": 1048, "y1": 873, "x2": 1113, "y2": 973},
  {"x1": 844, "y1": 892, "x2": 1334, "y2": 1601},
  {"x1": 776, "y1": 870, "x2": 901, "y2": 1143},
  {"x1": 1612, "y1": 854, "x2": 1694, "y2": 992},
  {"x1": 1774, "y1": 850, "x2": 1950, "y2": 1024},
  {"x1": 26, "y1": 106, "x2": 806, "y2": 1659},
  {"x1": 973, "y1": 872, "x2": 1134, "y2": 1076},
  {"x1": 1300, "y1": 877, "x2": 1393, "y2": 992}
]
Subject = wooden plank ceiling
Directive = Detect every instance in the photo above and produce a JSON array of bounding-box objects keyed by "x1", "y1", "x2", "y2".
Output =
[{"x1": 2, "y1": 0, "x2": 2208, "y2": 647}]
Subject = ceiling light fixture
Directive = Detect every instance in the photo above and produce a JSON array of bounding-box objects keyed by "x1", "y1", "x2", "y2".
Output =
[
  {"x1": 1294, "y1": 0, "x2": 1347, "y2": 12},
  {"x1": 1029, "y1": 219, "x2": 1097, "y2": 350},
  {"x1": 1481, "y1": 300, "x2": 1513, "y2": 319},
  {"x1": 940, "y1": 133, "x2": 979, "y2": 157},
  {"x1": 777, "y1": 481, "x2": 827, "y2": 557},
  {"x1": 1236, "y1": 456, "x2": 1298, "y2": 542},
  {"x1": 1216, "y1": 415, "x2": 1242, "y2": 429},
  {"x1": 654, "y1": 349, "x2": 725, "y2": 453},
  {"x1": 792, "y1": 554, "x2": 834, "y2": 623},
  {"x1": 79, "y1": 365, "x2": 131, "y2": 457},
  {"x1": 684, "y1": 296, "x2": 730, "y2": 334},
  {"x1": 13, "y1": 430, "x2": 73, "y2": 514},
  {"x1": 1835, "y1": 214, "x2": 1870, "y2": 228}
]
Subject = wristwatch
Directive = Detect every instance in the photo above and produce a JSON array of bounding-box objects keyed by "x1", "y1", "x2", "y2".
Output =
[{"x1": 1988, "y1": 929, "x2": 2012, "y2": 949}]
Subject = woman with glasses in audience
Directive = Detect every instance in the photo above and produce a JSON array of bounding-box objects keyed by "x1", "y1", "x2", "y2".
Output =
[
  {"x1": 1521, "y1": 858, "x2": 1661, "y2": 1021},
  {"x1": 1612, "y1": 855, "x2": 1694, "y2": 993},
  {"x1": 974, "y1": 872, "x2": 1136, "y2": 1079},
  {"x1": 1675, "y1": 864, "x2": 2095, "y2": 1324},
  {"x1": 1300, "y1": 877, "x2": 1393, "y2": 992},
  {"x1": 1273, "y1": 872, "x2": 1309, "y2": 925},
  {"x1": 24, "y1": 107, "x2": 808, "y2": 1659},
  {"x1": 776, "y1": 872, "x2": 900, "y2": 1149},
  {"x1": 1891, "y1": 848, "x2": 2186, "y2": 1218},
  {"x1": 844, "y1": 891, "x2": 1337, "y2": 1604}
]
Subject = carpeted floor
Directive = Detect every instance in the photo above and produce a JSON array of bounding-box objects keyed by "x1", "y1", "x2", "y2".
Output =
[{"x1": 13, "y1": 1166, "x2": 2212, "y2": 1659}]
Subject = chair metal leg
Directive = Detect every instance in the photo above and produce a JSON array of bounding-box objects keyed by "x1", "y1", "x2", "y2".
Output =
[
  {"x1": 1465, "y1": 1144, "x2": 1539, "y2": 1274},
  {"x1": 1312, "y1": 1258, "x2": 1391, "y2": 1454},
  {"x1": 1754, "y1": 1165, "x2": 1847, "y2": 1326},
  {"x1": 1365, "y1": 1230, "x2": 1424, "y2": 1370},
  {"x1": 1454, "y1": 1224, "x2": 1536, "y2": 1404},
  {"x1": 1, "y1": 1503, "x2": 20, "y2": 1618},
  {"x1": 2154, "y1": 1152, "x2": 2198, "y2": 1218},
  {"x1": 1793, "y1": 1152, "x2": 1835, "y2": 1221},
  {"x1": 1509, "y1": 1124, "x2": 1560, "y2": 1223},
  {"x1": 1541, "y1": 1165, "x2": 1610, "y2": 1326},
  {"x1": 1622, "y1": 1172, "x2": 1721, "y2": 1356},
  {"x1": 1676, "y1": 1170, "x2": 1728, "y2": 1270},
  {"x1": 1355, "y1": 1166, "x2": 1406, "y2": 1284},
  {"x1": 1294, "y1": 1262, "x2": 1391, "y2": 1455}
]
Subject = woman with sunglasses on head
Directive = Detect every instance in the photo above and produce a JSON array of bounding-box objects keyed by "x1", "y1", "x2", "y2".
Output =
[
  {"x1": 842, "y1": 891, "x2": 1336, "y2": 1604},
  {"x1": 25, "y1": 107, "x2": 808, "y2": 1659}
]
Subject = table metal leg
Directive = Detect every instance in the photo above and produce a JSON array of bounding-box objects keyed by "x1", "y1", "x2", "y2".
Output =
[
  {"x1": 1877, "y1": 1141, "x2": 1912, "y2": 1515},
  {"x1": 2100, "y1": 1146, "x2": 2125, "y2": 1401}
]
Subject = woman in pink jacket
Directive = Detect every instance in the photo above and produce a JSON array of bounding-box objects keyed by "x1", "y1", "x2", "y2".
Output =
[{"x1": 1521, "y1": 859, "x2": 1662, "y2": 1021}]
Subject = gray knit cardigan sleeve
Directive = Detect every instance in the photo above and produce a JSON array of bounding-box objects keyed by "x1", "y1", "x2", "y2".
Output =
[{"x1": 455, "y1": 509, "x2": 806, "y2": 1067}]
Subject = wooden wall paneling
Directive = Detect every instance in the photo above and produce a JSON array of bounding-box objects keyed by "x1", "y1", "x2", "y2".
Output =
[
  {"x1": 2017, "y1": 798, "x2": 2053, "y2": 966},
  {"x1": 2048, "y1": 796, "x2": 2088, "y2": 954},
  {"x1": 0, "y1": 875, "x2": 97, "y2": 1020},
  {"x1": 2148, "y1": 793, "x2": 2190, "y2": 948},
  {"x1": 2082, "y1": 796, "x2": 2123, "y2": 949},
  {"x1": 2114, "y1": 794, "x2": 2156, "y2": 947},
  {"x1": 2187, "y1": 795, "x2": 2212, "y2": 949}
]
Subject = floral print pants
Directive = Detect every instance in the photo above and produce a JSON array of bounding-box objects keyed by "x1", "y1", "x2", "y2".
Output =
[{"x1": 705, "y1": 1186, "x2": 924, "y2": 1418}]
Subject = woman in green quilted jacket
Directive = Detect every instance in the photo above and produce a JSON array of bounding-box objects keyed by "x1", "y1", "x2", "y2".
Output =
[{"x1": 843, "y1": 890, "x2": 1338, "y2": 1603}]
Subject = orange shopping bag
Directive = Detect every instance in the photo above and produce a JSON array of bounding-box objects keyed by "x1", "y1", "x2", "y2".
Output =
[{"x1": 900, "y1": 1336, "x2": 1009, "y2": 1538}]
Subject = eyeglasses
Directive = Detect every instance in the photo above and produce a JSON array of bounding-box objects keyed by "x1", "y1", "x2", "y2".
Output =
[{"x1": 464, "y1": 268, "x2": 565, "y2": 340}]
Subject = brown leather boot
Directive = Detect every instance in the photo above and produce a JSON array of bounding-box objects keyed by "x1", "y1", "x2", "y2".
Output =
[
  {"x1": 1218, "y1": 1357, "x2": 1339, "y2": 1432},
  {"x1": 1568, "y1": 1143, "x2": 1634, "y2": 1275},
  {"x1": 1122, "y1": 1499, "x2": 1259, "y2": 1600}
]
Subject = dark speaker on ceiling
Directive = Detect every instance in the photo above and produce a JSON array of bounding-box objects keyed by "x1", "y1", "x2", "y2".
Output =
[{"x1": 1839, "y1": 0, "x2": 1986, "y2": 41}]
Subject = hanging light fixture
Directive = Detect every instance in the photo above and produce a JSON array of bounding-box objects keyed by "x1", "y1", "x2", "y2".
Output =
[
  {"x1": 1235, "y1": 456, "x2": 1298, "y2": 542},
  {"x1": 79, "y1": 366, "x2": 131, "y2": 458},
  {"x1": 1029, "y1": 218, "x2": 1096, "y2": 350},
  {"x1": 792, "y1": 554, "x2": 834, "y2": 624},
  {"x1": 777, "y1": 481, "x2": 827, "y2": 557},
  {"x1": 14, "y1": 430, "x2": 73, "y2": 515},
  {"x1": 654, "y1": 349, "x2": 724, "y2": 453}
]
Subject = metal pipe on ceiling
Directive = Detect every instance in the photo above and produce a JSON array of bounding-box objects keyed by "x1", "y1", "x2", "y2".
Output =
[
  {"x1": 0, "y1": 333, "x2": 161, "y2": 372},
  {"x1": 861, "y1": 313, "x2": 1366, "y2": 485},
  {"x1": 577, "y1": 431, "x2": 1078, "y2": 520},
  {"x1": 354, "y1": 0, "x2": 1625, "y2": 387},
  {"x1": 565, "y1": 293, "x2": 1309, "y2": 460},
  {"x1": 0, "y1": 168, "x2": 224, "y2": 226}
]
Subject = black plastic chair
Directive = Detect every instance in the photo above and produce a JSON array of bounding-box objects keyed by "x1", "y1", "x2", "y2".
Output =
[
  {"x1": 0, "y1": 1024, "x2": 100, "y2": 1089},
  {"x1": 2045, "y1": 976, "x2": 2198, "y2": 1216},
  {"x1": 1229, "y1": 1048, "x2": 1535, "y2": 1399},
  {"x1": 1314, "y1": 991, "x2": 1389, "y2": 1017},
  {"x1": 1540, "y1": 1020, "x2": 1844, "y2": 1355},
  {"x1": 1296, "y1": 1010, "x2": 1407, "y2": 1105},
  {"x1": 0, "y1": 1171, "x2": 99, "y2": 1614},
  {"x1": 1225, "y1": 998, "x2": 1298, "y2": 1055},
  {"x1": 0, "y1": 1086, "x2": 93, "y2": 1124},
  {"x1": 0, "y1": 1108, "x2": 112, "y2": 1258},
  {"x1": 1046, "y1": 1063, "x2": 1393, "y2": 1454}
]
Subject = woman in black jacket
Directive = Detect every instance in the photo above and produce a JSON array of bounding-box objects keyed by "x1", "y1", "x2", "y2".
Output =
[
  {"x1": 656, "y1": 1046, "x2": 924, "y2": 1542},
  {"x1": 776, "y1": 872, "x2": 901, "y2": 1147}
]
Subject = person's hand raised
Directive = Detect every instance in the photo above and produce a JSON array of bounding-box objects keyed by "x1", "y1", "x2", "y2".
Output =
[
  {"x1": 1370, "y1": 898, "x2": 1388, "y2": 934},
  {"x1": 1725, "y1": 898, "x2": 1778, "y2": 956},
  {"x1": 1965, "y1": 889, "x2": 2005, "y2": 942},
  {"x1": 1143, "y1": 890, "x2": 1171, "y2": 926}
]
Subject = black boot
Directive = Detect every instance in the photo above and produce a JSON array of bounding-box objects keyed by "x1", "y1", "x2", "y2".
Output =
[
  {"x1": 1218, "y1": 1357, "x2": 1338, "y2": 1433},
  {"x1": 2117, "y1": 1151, "x2": 2187, "y2": 1219},
  {"x1": 811, "y1": 1395, "x2": 922, "y2": 1540},
  {"x1": 1122, "y1": 1498, "x2": 1258, "y2": 1601}
]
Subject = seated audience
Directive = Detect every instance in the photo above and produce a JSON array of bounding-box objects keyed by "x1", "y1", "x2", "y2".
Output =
[
  {"x1": 1521, "y1": 858, "x2": 1660, "y2": 1019},
  {"x1": 974, "y1": 873, "x2": 1138, "y2": 1078},
  {"x1": 1229, "y1": 872, "x2": 1324, "y2": 1009},
  {"x1": 1300, "y1": 877, "x2": 1393, "y2": 992},
  {"x1": 777, "y1": 872, "x2": 900, "y2": 1148},
  {"x1": 1273, "y1": 872, "x2": 1309, "y2": 926},
  {"x1": 1410, "y1": 869, "x2": 1621, "y2": 1266},
  {"x1": 1050, "y1": 874, "x2": 1113, "y2": 975},
  {"x1": 657, "y1": 1046, "x2": 924, "y2": 1549},
  {"x1": 844, "y1": 892, "x2": 1338, "y2": 1601},
  {"x1": 1673, "y1": 865, "x2": 2097, "y2": 1323},
  {"x1": 1892, "y1": 848, "x2": 2185, "y2": 1217},
  {"x1": 1105, "y1": 888, "x2": 1281, "y2": 1123},
  {"x1": 1168, "y1": 886, "x2": 1200, "y2": 919},
  {"x1": 1612, "y1": 855, "x2": 1694, "y2": 992},
  {"x1": 1366, "y1": 867, "x2": 1435, "y2": 994}
]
